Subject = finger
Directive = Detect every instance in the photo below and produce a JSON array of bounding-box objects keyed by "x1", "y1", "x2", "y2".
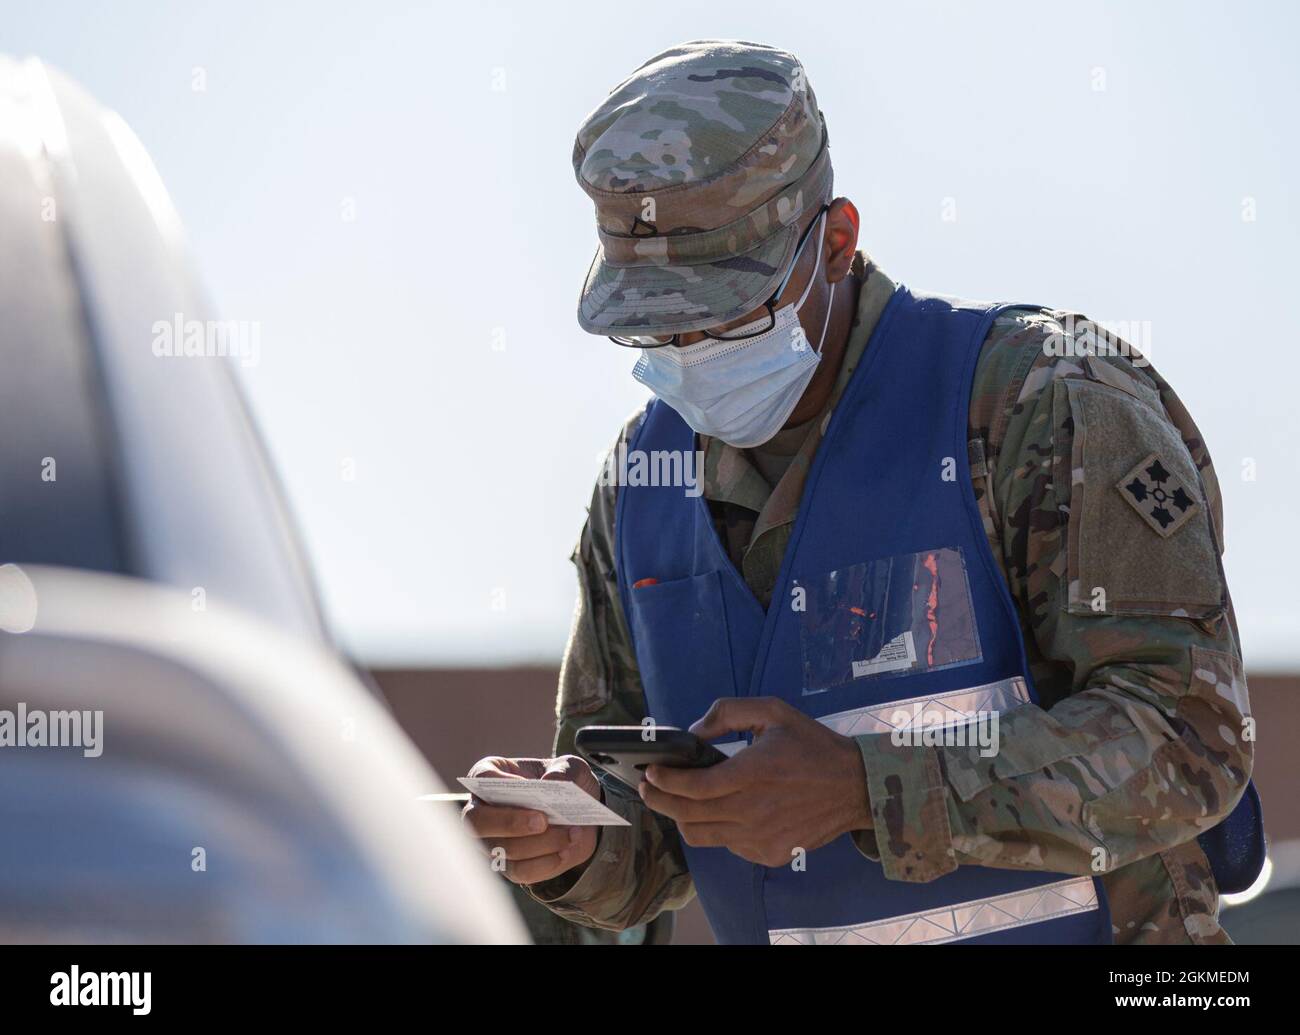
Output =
[
  {"x1": 462, "y1": 801, "x2": 549, "y2": 838},
  {"x1": 465, "y1": 757, "x2": 515, "y2": 779},
  {"x1": 466, "y1": 757, "x2": 548, "y2": 780},
  {"x1": 688, "y1": 697, "x2": 787, "y2": 741},
  {"x1": 643, "y1": 754, "x2": 748, "y2": 799},
  {"x1": 540, "y1": 755, "x2": 599, "y2": 797},
  {"x1": 504, "y1": 837, "x2": 594, "y2": 885},
  {"x1": 639, "y1": 780, "x2": 740, "y2": 822},
  {"x1": 482, "y1": 826, "x2": 574, "y2": 861},
  {"x1": 676, "y1": 821, "x2": 745, "y2": 849}
]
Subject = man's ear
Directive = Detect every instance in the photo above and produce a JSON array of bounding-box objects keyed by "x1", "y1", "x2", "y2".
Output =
[{"x1": 824, "y1": 197, "x2": 860, "y2": 284}]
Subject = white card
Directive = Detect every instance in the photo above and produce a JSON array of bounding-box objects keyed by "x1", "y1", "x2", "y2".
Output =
[
  {"x1": 457, "y1": 777, "x2": 630, "y2": 826},
  {"x1": 852, "y1": 630, "x2": 917, "y2": 678}
]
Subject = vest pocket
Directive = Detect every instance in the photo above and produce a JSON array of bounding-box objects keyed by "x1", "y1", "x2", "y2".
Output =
[
  {"x1": 625, "y1": 571, "x2": 740, "y2": 728},
  {"x1": 794, "y1": 547, "x2": 984, "y2": 695}
]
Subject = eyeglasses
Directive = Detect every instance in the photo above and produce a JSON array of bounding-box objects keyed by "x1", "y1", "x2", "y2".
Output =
[{"x1": 608, "y1": 204, "x2": 830, "y2": 349}]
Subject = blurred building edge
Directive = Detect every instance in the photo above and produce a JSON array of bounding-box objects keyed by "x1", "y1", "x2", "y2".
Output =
[
  {"x1": 0, "y1": 566, "x2": 527, "y2": 943},
  {"x1": 0, "y1": 57, "x2": 525, "y2": 944}
]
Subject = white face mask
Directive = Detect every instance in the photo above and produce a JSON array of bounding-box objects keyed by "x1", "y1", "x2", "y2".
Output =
[{"x1": 631, "y1": 210, "x2": 835, "y2": 449}]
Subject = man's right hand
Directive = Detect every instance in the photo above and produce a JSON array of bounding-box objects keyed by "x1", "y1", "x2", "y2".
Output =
[{"x1": 460, "y1": 755, "x2": 601, "y2": 885}]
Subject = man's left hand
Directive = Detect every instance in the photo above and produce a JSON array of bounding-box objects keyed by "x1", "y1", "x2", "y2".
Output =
[{"x1": 639, "y1": 697, "x2": 872, "y2": 868}]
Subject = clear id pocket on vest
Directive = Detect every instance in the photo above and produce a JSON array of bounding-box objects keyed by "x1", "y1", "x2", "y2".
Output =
[{"x1": 793, "y1": 547, "x2": 983, "y2": 695}]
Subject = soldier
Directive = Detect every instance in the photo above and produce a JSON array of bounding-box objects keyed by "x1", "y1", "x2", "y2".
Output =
[{"x1": 463, "y1": 40, "x2": 1260, "y2": 944}]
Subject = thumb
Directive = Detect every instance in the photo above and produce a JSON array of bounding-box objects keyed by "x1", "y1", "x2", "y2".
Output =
[{"x1": 541, "y1": 754, "x2": 599, "y2": 798}]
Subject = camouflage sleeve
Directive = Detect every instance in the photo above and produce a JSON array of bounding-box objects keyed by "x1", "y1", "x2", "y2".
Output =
[
  {"x1": 852, "y1": 312, "x2": 1253, "y2": 884},
  {"x1": 524, "y1": 408, "x2": 696, "y2": 929}
]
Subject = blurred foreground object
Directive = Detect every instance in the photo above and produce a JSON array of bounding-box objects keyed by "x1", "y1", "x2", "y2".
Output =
[
  {"x1": 0, "y1": 56, "x2": 526, "y2": 943},
  {"x1": 0, "y1": 565, "x2": 527, "y2": 943},
  {"x1": 0, "y1": 55, "x2": 321, "y2": 638}
]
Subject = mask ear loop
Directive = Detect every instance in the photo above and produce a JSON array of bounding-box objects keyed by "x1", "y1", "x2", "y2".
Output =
[
  {"x1": 811, "y1": 279, "x2": 836, "y2": 355},
  {"x1": 792, "y1": 208, "x2": 829, "y2": 312},
  {"x1": 794, "y1": 207, "x2": 834, "y2": 355}
]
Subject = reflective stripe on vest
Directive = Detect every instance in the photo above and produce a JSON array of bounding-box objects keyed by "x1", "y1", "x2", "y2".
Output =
[{"x1": 769, "y1": 876, "x2": 1099, "y2": 945}]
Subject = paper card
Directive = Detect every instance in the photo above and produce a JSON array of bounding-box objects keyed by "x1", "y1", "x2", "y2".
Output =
[
  {"x1": 457, "y1": 777, "x2": 630, "y2": 826},
  {"x1": 852, "y1": 630, "x2": 918, "y2": 679}
]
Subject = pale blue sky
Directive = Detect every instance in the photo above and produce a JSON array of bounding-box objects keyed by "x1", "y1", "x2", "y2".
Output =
[{"x1": 8, "y1": 1, "x2": 1299, "y2": 667}]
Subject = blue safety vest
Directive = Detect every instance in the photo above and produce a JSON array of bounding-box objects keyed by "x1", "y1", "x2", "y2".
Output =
[{"x1": 614, "y1": 285, "x2": 1263, "y2": 945}]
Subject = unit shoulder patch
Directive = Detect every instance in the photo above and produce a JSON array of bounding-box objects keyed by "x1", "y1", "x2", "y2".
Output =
[{"x1": 1117, "y1": 451, "x2": 1200, "y2": 538}]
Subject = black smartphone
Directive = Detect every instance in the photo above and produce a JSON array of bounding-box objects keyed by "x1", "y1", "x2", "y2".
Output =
[{"x1": 575, "y1": 725, "x2": 729, "y2": 794}]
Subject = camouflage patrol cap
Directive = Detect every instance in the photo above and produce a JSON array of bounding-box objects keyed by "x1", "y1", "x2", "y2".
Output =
[{"x1": 573, "y1": 40, "x2": 832, "y2": 338}]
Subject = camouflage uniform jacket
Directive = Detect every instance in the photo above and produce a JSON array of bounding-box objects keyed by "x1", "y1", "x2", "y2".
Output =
[{"x1": 530, "y1": 253, "x2": 1253, "y2": 945}]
